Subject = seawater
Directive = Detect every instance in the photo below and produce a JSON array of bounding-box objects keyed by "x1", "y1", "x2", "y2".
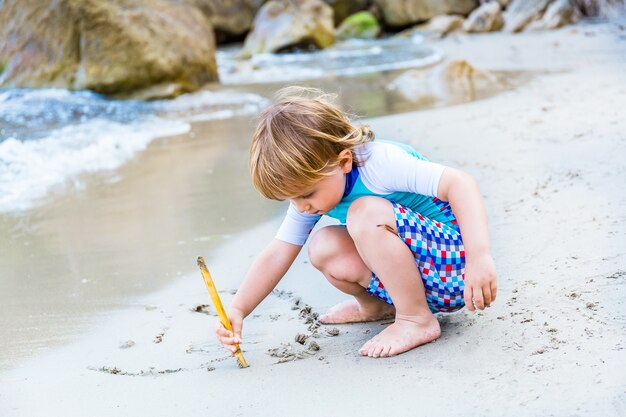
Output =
[{"x1": 0, "y1": 89, "x2": 268, "y2": 212}]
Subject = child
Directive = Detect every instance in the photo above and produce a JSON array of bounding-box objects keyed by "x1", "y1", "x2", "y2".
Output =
[{"x1": 215, "y1": 87, "x2": 497, "y2": 358}]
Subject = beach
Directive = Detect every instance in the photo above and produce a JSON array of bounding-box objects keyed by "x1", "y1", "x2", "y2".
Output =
[{"x1": 1, "y1": 20, "x2": 625, "y2": 416}]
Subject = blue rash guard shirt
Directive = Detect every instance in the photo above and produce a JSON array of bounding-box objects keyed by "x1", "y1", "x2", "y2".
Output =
[{"x1": 275, "y1": 140, "x2": 452, "y2": 246}]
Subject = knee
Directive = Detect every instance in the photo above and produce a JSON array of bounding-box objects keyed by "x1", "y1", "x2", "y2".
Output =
[
  {"x1": 346, "y1": 197, "x2": 393, "y2": 240},
  {"x1": 308, "y1": 226, "x2": 344, "y2": 270}
]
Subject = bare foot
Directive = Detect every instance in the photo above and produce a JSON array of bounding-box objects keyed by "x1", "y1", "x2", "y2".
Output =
[
  {"x1": 359, "y1": 314, "x2": 441, "y2": 357},
  {"x1": 318, "y1": 298, "x2": 395, "y2": 324}
]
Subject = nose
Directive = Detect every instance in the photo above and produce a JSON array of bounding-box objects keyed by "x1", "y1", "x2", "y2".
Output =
[{"x1": 296, "y1": 201, "x2": 312, "y2": 214}]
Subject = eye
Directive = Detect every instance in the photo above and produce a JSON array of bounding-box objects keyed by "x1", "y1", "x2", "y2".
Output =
[{"x1": 301, "y1": 191, "x2": 314, "y2": 199}]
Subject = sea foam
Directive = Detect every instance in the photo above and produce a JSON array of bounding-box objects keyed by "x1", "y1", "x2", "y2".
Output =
[{"x1": 0, "y1": 89, "x2": 268, "y2": 213}]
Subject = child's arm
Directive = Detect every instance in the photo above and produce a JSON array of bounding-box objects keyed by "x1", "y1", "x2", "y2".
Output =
[
  {"x1": 437, "y1": 167, "x2": 497, "y2": 312},
  {"x1": 214, "y1": 238, "x2": 302, "y2": 353}
]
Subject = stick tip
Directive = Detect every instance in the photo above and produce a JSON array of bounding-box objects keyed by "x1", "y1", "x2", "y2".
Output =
[{"x1": 197, "y1": 256, "x2": 205, "y2": 267}]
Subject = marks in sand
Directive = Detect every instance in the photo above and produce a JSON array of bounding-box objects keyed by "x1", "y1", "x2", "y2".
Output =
[
  {"x1": 265, "y1": 290, "x2": 340, "y2": 364},
  {"x1": 90, "y1": 288, "x2": 342, "y2": 375}
]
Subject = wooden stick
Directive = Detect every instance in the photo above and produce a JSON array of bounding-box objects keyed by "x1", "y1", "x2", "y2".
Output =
[{"x1": 197, "y1": 256, "x2": 249, "y2": 368}]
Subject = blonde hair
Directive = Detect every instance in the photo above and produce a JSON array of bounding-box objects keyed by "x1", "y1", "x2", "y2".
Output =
[{"x1": 250, "y1": 86, "x2": 374, "y2": 200}]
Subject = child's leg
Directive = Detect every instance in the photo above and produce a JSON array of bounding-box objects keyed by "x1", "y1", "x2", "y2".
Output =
[
  {"x1": 346, "y1": 196, "x2": 441, "y2": 357},
  {"x1": 307, "y1": 225, "x2": 395, "y2": 323}
]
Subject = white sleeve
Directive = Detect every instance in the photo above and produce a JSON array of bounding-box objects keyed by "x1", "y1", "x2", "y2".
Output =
[
  {"x1": 275, "y1": 203, "x2": 321, "y2": 246},
  {"x1": 359, "y1": 142, "x2": 445, "y2": 197}
]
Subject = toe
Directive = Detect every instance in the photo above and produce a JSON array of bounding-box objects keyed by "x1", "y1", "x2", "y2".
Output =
[
  {"x1": 372, "y1": 344, "x2": 385, "y2": 358},
  {"x1": 367, "y1": 340, "x2": 379, "y2": 357},
  {"x1": 381, "y1": 345, "x2": 393, "y2": 357},
  {"x1": 359, "y1": 340, "x2": 372, "y2": 356}
]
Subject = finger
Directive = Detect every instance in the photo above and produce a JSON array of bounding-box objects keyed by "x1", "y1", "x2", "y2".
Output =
[
  {"x1": 464, "y1": 286, "x2": 475, "y2": 312},
  {"x1": 215, "y1": 326, "x2": 233, "y2": 337},
  {"x1": 219, "y1": 336, "x2": 240, "y2": 346},
  {"x1": 483, "y1": 285, "x2": 493, "y2": 307},
  {"x1": 491, "y1": 282, "x2": 498, "y2": 302},
  {"x1": 230, "y1": 318, "x2": 243, "y2": 341},
  {"x1": 221, "y1": 342, "x2": 238, "y2": 354},
  {"x1": 473, "y1": 288, "x2": 485, "y2": 310}
]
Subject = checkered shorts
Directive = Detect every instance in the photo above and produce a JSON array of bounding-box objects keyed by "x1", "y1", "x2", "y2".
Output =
[{"x1": 366, "y1": 200, "x2": 466, "y2": 313}]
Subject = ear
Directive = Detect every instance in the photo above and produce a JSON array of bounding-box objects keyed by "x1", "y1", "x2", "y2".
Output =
[{"x1": 338, "y1": 149, "x2": 353, "y2": 173}]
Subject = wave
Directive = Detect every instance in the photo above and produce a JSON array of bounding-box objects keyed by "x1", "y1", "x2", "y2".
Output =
[
  {"x1": 217, "y1": 36, "x2": 443, "y2": 84},
  {"x1": 0, "y1": 118, "x2": 189, "y2": 212},
  {"x1": 0, "y1": 89, "x2": 268, "y2": 213}
]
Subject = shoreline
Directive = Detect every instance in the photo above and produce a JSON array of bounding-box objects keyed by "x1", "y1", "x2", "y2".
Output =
[{"x1": 2, "y1": 20, "x2": 626, "y2": 416}]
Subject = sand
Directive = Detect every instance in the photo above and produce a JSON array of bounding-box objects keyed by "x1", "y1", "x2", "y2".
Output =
[{"x1": 1, "y1": 20, "x2": 626, "y2": 417}]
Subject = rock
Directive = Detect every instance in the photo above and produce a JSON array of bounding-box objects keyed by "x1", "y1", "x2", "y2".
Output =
[
  {"x1": 0, "y1": 0, "x2": 80, "y2": 89},
  {"x1": 373, "y1": 0, "x2": 478, "y2": 27},
  {"x1": 324, "y1": 327, "x2": 340, "y2": 336},
  {"x1": 502, "y1": 0, "x2": 552, "y2": 32},
  {"x1": 463, "y1": 2, "x2": 503, "y2": 32},
  {"x1": 480, "y1": 0, "x2": 511, "y2": 7},
  {"x1": 526, "y1": 0, "x2": 579, "y2": 31},
  {"x1": 324, "y1": 0, "x2": 372, "y2": 25},
  {"x1": 119, "y1": 340, "x2": 136, "y2": 349},
  {"x1": 0, "y1": 0, "x2": 218, "y2": 98},
  {"x1": 336, "y1": 11, "x2": 381, "y2": 39},
  {"x1": 184, "y1": 0, "x2": 265, "y2": 43},
  {"x1": 242, "y1": 0, "x2": 335, "y2": 56},
  {"x1": 575, "y1": 0, "x2": 626, "y2": 16},
  {"x1": 386, "y1": 59, "x2": 502, "y2": 104},
  {"x1": 412, "y1": 15, "x2": 465, "y2": 37},
  {"x1": 75, "y1": 1, "x2": 218, "y2": 96},
  {"x1": 306, "y1": 340, "x2": 321, "y2": 351}
]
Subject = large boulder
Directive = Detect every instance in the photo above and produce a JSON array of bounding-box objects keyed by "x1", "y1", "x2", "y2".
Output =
[
  {"x1": 412, "y1": 15, "x2": 465, "y2": 38},
  {"x1": 481, "y1": 0, "x2": 511, "y2": 7},
  {"x1": 575, "y1": 0, "x2": 626, "y2": 16},
  {"x1": 336, "y1": 11, "x2": 381, "y2": 39},
  {"x1": 386, "y1": 59, "x2": 502, "y2": 104},
  {"x1": 502, "y1": 0, "x2": 552, "y2": 32},
  {"x1": 373, "y1": 0, "x2": 478, "y2": 27},
  {"x1": 185, "y1": 0, "x2": 265, "y2": 43},
  {"x1": 0, "y1": 0, "x2": 78, "y2": 90},
  {"x1": 463, "y1": 1, "x2": 504, "y2": 32},
  {"x1": 242, "y1": 0, "x2": 335, "y2": 56},
  {"x1": 0, "y1": 0, "x2": 218, "y2": 98},
  {"x1": 525, "y1": 0, "x2": 579, "y2": 31}
]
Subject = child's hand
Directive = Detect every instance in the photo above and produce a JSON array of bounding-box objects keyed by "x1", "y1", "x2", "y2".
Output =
[
  {"x1": 214, "y1": 307, "x2": 244, "y2": 355},
  {"x1": 463, "y1": 252, "x2": 497, "y2": 312}
]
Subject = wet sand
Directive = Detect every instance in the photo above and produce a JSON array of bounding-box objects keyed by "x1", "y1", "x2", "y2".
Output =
[
  {"x1": 0, "y1": 117, "x2": 283, "y2": 368},
  {"x1": 1, "y1": 20, "x2": 626, "y2": 417}
]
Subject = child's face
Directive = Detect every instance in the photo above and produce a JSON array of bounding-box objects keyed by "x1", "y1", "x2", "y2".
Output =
[{"x1": 290, "y1": 150, "x2": 353, "y2": 215}]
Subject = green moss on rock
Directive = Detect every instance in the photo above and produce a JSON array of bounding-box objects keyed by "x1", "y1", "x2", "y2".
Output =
[{"x1": 336, "y1": 11, "x2": 381, "y2": 40}]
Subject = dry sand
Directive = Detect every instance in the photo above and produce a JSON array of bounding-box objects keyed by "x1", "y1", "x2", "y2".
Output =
[{"x1": 1, "y1": 20, "x2": 625, "y2": 417}]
